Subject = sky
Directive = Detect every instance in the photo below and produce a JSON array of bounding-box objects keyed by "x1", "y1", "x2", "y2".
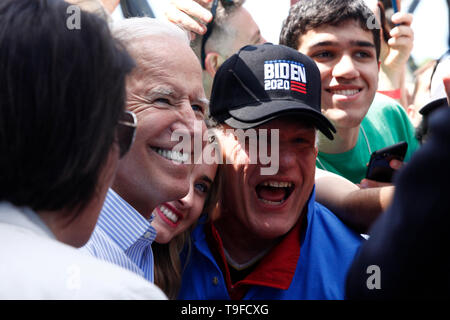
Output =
[
  {"x1": 404, "y1": 0, "x2": 449, "y2": 64},
  {"x1": 243, "y1": 0, "x2": 291, "y2": 45}
]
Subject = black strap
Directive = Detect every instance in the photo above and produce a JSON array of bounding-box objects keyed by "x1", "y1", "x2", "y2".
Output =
[{"x1": 120, "y1": 0, "x2": 155, "y2": 18}]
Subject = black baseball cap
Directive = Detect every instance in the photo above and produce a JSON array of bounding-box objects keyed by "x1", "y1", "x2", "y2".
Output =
[{"x1": 209, "y1": 43, "x2": 336, "y2": 140}]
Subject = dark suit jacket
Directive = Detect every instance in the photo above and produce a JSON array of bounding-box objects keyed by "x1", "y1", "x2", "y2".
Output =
[{"x1": 346, "y1": 108, "x2": 450, "y2": 299}]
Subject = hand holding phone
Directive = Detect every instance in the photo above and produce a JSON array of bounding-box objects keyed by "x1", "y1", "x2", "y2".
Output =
[{"x1": 365, "y1": 141, "x2": 408, "y2": 183}]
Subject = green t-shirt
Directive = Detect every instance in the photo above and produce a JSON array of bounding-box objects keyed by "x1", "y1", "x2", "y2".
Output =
[{"x1": 316, "y1": 94, "x2": 420, "y2": 184}]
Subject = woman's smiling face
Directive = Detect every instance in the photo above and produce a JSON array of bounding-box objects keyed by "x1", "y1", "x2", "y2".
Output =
[{"x1": 152, "y1": 160, "x2": 218, "y2": 244}]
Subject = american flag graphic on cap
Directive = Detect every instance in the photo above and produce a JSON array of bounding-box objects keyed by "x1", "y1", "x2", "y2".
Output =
[{"x1": 291, "y1": 80, "x2": 307, "y2": 94}]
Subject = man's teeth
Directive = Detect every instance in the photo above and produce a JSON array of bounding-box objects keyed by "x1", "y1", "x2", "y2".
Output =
[
  {"x1": 160, "y1": 205, "x2": 179, "y2": 223},
  {"x1": 153, "y1": 147, "x2": 188, "y2": 163},
  {"x1": 257, "y1": 181, "x2": 292, "y2": 205},
  {"x1": 259, "y1": 198, "x2": 285, "y2": 205},
  {"x1": 261, "y1": 181, "x2": 293, "y2": 188},
  {"x1": 331, "y1": 89, "x2": 360, "y2": 96}
]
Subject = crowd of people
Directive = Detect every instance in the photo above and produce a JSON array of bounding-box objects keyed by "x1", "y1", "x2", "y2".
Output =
[{"x1": 0, "y1": 0, "x2": 449, "y2": 300}]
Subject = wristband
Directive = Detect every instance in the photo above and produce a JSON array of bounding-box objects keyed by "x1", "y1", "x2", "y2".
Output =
[{"x1": 378, "y1": 89, "x2": 402, "y2": 100}]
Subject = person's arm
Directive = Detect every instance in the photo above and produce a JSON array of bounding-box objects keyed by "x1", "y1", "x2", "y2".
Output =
[
  {"x1": 315, "y1": 168, "x2": 394, "y2": 233},
  {"x1": 378, "y1": 10, "x2": 414, "y2": 108},
  {"x1": 99, "y1": 0, "x2": 120, "y2": 13}
]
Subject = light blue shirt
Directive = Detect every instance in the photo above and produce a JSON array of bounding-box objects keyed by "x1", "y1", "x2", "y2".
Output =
[{"x1": 82, "y1": 189, "x2": 156, "y2": 282}]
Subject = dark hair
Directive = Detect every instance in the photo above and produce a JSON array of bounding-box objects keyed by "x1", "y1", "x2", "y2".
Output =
[
  {"x1": 415, "y1": 117, "x2": 428, "y2": 145},
  {"x1": 279, "y1": 0, "x2": 381, "y2": 61},
  {"x1": 0, "y1": 0, "x2": 135, "y2": 212},
  {"x1": 380, "y1": 0, "x2": 393, "y2": 10},
  {"x1": 191, "y1": 0, "x2": 245, "y2": 60}
]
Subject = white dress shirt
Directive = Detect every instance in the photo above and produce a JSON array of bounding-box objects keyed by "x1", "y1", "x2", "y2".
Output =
[{"x1": 0, "y1": 202, "x2": 167, "y2": 300}]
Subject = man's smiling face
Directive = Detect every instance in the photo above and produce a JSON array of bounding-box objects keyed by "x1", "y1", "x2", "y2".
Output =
[
  {"x1": 218, "y1": 117, "x2": 318, "y2": 241},
  {"x1": 113, "y1": 36, "x2": 207, "y2": 218},
  {"x1": 297, "y1": 19, "x2": 380, "y2": 130}
]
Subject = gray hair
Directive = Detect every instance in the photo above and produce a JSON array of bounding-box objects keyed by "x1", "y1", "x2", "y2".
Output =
[{"x1": 112, "y1": 17, "x2": 189, "y2": 47}]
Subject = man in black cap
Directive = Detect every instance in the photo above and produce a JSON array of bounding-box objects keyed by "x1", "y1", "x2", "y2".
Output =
[{"x1": 178, "y1": 43, "x2": 363, "y2": 300}]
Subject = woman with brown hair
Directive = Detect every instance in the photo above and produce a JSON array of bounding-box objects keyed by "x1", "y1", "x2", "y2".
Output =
[{"x1": 152, "y1": 132, "x2": 222, "y2": 299}]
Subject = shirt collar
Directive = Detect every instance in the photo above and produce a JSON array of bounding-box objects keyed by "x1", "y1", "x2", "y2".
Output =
[
  {"x1": 97, "y1": 189, "x2": 155, "y2": 251},
  {"x1": 0, "y1": 201, "x2": 55, "y2": 240}
]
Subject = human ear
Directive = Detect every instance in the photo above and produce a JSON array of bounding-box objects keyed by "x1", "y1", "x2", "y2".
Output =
[{"x1": 204, "y1": 52, "x2": 222, "y2": 77}]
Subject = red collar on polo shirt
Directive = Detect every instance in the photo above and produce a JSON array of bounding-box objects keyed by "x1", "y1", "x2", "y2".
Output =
[{"x1": 205, "y1": 215, "x2": 305, "y2": 300}]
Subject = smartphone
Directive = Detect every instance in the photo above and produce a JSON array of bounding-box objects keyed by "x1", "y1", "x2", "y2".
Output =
[
  {"x1": 365, "y1": 141, "x2": 408, "y2": 183},
  {"x1": 391, "y1": 0, "x2": 400, "y2": 26}
]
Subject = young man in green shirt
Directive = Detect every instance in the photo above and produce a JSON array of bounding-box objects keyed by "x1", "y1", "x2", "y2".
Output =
[
  {"x1": 280, "y1": 0, "x2": 419, "y2": 184},
  {"x1": 316, "y1": 93, "x2": 419, "y2": 184}
]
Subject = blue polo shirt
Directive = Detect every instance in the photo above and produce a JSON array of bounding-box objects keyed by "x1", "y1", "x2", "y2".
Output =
[{"x1": 178, "y1": 188, "x2": 363, "y2": 300}]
